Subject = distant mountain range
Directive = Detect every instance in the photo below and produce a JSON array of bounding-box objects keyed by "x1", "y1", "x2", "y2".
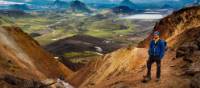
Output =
[
  {"x1": 0, "y1": 0, "x2": 198, "y2": 13},
  {"x1": 88, "y1": 3, "x2": 117, "y2": 9},
  {"x1": 51, "y1": 0, "x2": 69, "y2": 9},
  {"x1": 9, "y1": 4, "x2": 30, "y2": 10},
  {"x1": 68, "y1": 0, "x2": 91, "y2": 13},
  {"x1": 111, "y1": 6, "x2": 134, "y2": 14},
  {"x1": 120, "y1": 0, "x2": 136, "y2": 9},
  {"x1": 0, "y1": 9, "x2": 29, "y2": 17}
]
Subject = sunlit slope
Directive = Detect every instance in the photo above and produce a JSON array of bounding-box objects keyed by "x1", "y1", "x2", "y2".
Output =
[{"x1": 0, "y1": 17, "x2": 73, "y2": 87}]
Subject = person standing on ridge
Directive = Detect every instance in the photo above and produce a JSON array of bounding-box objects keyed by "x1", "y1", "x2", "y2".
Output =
[{"x1": 143, "y1": 31, "x2": 167, "y2": 82}]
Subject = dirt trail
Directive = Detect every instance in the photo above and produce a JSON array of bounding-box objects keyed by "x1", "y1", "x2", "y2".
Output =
[
  {"x1": 130, "y1": 51, "x2": 190, "y2": 88},
  {"x1": 97, "y1": 50, "x2": 191, "y2": 88}
]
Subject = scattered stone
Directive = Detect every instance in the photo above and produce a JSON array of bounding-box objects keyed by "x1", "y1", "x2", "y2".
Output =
[
  {"x1": 172, "y1": 57, "x2": 176, "y2": 60},
  {"x1": 94, "y1": 46, "x2": 103, "y2": 53},
  {"x1": 183, "y1": 57, "x2": 193, "y2": 63},
  {"x1": 185, "y1": 63, "x2": 200, "y2": 76},
  {"x1": 176, "y1": 41, "x2": 199, "y2": 60},
  {"x1": 196, "y1": 37, "x2": 200, "y2": 43},
  {"x1": 95, "y1": 52, "x2": 103, "y2": 56},
  {"x1": 3, "y1": 74, "x2": 45, "y2": 88},
  {"x1": 170, "y1": 65, "x2": 176, "y2": 67},
  {"x1": 7, "y1": 60, "x2": 12, "y2": 64},
  {"x1": 176, "y1": 50, "x2": 187, "y2": 58},
  {"x1": 41, "y1": 79, "x2": 55, "y2": 86},
  {"x1": 55, "y1": 79, "x2": 74, "y2": 88},
  {"x1": 54, "y1": 57, "x2": 60, "y2": 60},
  {"x1": 191, "y1": 73, "x2": 200, "y2": 88},
  {"x1": 89, "y1": 82, "x2": 95, "y2": 85},
  {"x1": 193, "y1": 51, "x2": 200, "y2": 56},
  {"x1": 180, "y1": 42, "x2": 198, "y2": 50}
]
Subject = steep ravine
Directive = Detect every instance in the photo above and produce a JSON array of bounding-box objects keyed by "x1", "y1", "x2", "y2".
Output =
[{"x1": 1, "y1": 5, "x2": 200, "y2": 88}]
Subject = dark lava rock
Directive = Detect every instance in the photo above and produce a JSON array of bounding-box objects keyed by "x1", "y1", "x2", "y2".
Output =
[
  {"x1": 176, "y1": 42, "x2": 198, "y2": 58},
  {"x1": 30, "y1": 33, "x2": 41, "y2": 38},
  {"x1": 3, "y1": 75, "x2": 46, "y2": 88}
]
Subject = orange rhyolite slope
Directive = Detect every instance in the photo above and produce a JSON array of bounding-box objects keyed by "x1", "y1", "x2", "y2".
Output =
[{"x1": 0, "y1": 26, "x2": 73, "y2": 84}]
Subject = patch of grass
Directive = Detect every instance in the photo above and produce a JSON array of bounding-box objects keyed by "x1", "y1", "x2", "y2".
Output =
[
  {"x1": 35, "y1": 29, "x2": 76, "y2": 45},
  {"x1": 68, "y1": 58, "x2": 84, "y2": 64},
  {"x1": 65, "y1": 51, "x2": 100, "y2": 64},
  {"x1": 64, "y1": 51, "x2": 99, "y2": 58},
  {"x1": 84, "y1": 29, "x2": 114, "y2": 38},
  {"x1": 0, "y1": 16, "x2": 14, "y2": 26},
  {"x1": 15, "y1": 16, "x2": 55, "y2": 33},
  {"x1": 85, "y1": 19, "x2": 135, "y2": 38}
]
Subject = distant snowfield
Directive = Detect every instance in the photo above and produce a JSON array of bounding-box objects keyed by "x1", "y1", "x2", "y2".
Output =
[
  {"x1": 0, "y1": 1, "x2": 24, "y2": 6},
  {"x1": 121, "y1": 14, "x2": 165, "y2": 20}
]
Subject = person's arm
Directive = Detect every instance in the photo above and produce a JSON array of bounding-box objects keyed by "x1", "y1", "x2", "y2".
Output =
[{"x1": 159, "y1": 40, "x2": 165, "y2": 59}]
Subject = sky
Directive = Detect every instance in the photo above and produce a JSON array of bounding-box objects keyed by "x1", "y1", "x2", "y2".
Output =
[{"x1": 0, "y1": 0, "x2": 195, "y2": 4}]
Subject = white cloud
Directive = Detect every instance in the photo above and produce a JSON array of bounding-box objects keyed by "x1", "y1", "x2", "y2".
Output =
[{"x1": 0, "y1": 1, "x2": 24, "y2": 5}]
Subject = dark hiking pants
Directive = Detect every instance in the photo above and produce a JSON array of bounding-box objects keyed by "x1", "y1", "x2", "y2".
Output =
[{"x1": 146, "y1": 56, "x2": 161, "y2": 79}]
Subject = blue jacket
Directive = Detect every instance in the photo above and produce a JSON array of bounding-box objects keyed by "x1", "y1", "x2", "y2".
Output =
[{"x1": 148, "y1": 39, "x2": 166, "y2": 59}]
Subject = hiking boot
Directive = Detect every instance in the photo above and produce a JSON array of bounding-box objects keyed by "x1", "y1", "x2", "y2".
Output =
[
  {"x1": 142, "y1": 76, "x2": 151, "y2": 83},
  {"x1": 155, "y1": 78, "x2": 160, "y2": 82}
]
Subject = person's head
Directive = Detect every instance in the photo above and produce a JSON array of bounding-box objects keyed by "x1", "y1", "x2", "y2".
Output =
[{"x1": 153, "y1": 31, "x2": 160, "y2": 40}]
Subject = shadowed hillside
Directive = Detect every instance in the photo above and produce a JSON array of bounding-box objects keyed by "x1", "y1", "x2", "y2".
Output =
[{"x1": 45, "y1": 34, "x2": 122, "y2": 71}]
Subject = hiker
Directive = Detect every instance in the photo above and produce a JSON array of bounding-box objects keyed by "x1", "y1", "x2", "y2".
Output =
[{"x1": 143, "y1": 31, "x2": 167, "y2": 82}]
